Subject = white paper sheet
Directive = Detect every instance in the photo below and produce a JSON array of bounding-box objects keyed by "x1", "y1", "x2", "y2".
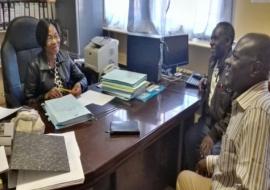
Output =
[
  {"x1": 0, "y1": 146, "x2": 9, "y2": 174},
  {"x1": 0, "y1": 107, "x2": 21, "y2": 120},
  {"x1": 77, "y1": 90, "x2": 115, "y2": 106}
]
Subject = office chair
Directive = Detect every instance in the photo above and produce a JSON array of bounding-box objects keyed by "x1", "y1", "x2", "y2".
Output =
[{"x1": 1, "y1": 16, "x2": 41, "y2": 107}]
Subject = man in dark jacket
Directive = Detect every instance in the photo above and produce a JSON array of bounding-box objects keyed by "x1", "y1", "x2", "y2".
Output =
[{"x1": 183, "y1": 22, "x2": 235, "y2": 170}]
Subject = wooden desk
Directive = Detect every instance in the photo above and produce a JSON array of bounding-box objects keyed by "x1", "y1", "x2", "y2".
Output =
[{"x1": 44, "y1": 81, "x2": 200, "y2": 190}]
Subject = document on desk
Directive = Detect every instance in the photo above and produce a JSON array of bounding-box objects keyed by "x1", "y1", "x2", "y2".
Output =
[
  {"x1": 77, "y1": 90, "x2": 115, "y2": 106},
  {"x1": 101, "y1": 69, "x2": 147, "y2": 87},
  {"x1": 0, "y1": 146, "x2": 9, "y2": 174},
  {"x1": 16, "y1": 131, "x2": 84, "y2": 190},
  {"x1": 0, "y1": 106, "x2": 21, "y2": 120},
  {"x1": 43, "y1": 94, "x2": 94, "y2": 129}
]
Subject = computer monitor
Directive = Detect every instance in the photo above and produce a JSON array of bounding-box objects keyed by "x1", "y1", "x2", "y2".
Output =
[
  {"x1": 127, "y1": 33, "x2": 188, "y2": 82},
  {"x1": 162, "y1": 34, "x2": 189, "y2": 73}
]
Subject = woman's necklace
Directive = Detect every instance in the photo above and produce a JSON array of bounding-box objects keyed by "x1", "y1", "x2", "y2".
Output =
[{"x1": 48, "y1": 60, "x2": 55, "y2": 69}]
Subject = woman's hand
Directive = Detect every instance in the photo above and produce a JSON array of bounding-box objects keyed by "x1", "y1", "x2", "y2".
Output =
[
  {"x1": 71, "y1": 82, "x2": 82, "y2": 97},
  {"x1": 45, "y1": 87, "x2": 62, "y2": 100}
]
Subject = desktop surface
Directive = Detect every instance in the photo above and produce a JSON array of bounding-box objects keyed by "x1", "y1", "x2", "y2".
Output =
[{"x1": 41, "y1": 81, "x2": 200, "y2": 190}]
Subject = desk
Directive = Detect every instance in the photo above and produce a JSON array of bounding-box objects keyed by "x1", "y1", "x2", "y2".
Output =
[{"x1": 43, "y1": 81, "x2": 200, "y2": 190}]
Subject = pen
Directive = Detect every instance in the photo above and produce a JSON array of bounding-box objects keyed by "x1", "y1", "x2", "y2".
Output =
[{"x1": 58, "y1": 87, "x2": 72, "y2": 93}]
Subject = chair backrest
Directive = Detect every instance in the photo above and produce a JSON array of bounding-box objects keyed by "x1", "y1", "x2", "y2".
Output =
[{"x1": 1, "y1": 16, "x2": 41, "y2": 107}]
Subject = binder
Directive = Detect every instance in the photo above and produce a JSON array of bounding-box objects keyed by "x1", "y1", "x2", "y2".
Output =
[
  {"x1": 101, "y1": 69, "x2": 147, "y2": 87},
  {"x1": 43, "y1": 94, "x2": 94, "y2": 129},
  {"x1": 101, "y1": 80, "x2": 149, "y2": 93}
]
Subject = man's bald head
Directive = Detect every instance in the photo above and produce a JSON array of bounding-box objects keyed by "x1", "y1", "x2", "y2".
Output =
[{"x1": 224, "y1": 33, "x2": 270, "y2": 94}]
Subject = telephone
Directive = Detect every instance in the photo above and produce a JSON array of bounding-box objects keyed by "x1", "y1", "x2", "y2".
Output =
[
  {"x1": 11, "y1": 109, "x2": 45, "y2": 134},
  {"x1": 185, "y1": 73, "x2": 203, "y2": 87},
  {"x1": 176, "y1": 68, "x2": 203, "y2": 87}
]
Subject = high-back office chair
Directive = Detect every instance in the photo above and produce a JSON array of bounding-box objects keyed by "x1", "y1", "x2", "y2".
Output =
[{"x1": 1, "y1": 16, "x2": 41, "y2": 107}]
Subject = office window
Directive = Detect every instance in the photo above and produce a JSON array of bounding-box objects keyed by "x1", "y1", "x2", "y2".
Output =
[
  {"x1": 104, "y1": 0, "x2": 233, "y2": 39},
  {"x1": 104, "y1": 0, "x2": 129, "y2": 30}
]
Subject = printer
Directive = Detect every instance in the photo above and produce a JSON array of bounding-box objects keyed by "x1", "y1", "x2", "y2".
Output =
[{"x1": 84, "y1": 36, "x2": 119, "y2": 73}]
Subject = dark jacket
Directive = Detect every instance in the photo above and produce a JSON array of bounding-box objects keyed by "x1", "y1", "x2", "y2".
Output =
[
  {"x1": 201, "y1": 55, "x2": 234, "y2": 143},
  {"x1": 24, "y1": 50, "x2": 88, "y2": 102}
]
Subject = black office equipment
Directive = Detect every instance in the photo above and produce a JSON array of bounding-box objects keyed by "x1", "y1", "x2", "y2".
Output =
[
  {"x1": 163, "y1": 35, "x2": 189, "y2": 73},
  {"x1": 127, "y1": 33, "x2": 188, "y2": 82},
  {"x1": 110, "y1": 120, "x2": 140, "y2": 135}
]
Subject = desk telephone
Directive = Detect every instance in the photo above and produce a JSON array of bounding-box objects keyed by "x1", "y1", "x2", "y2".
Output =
[
  {"x1": 176, "y1": 68, "x2": 203, "y2": 87},
  {"x1": 186, "y1": 73, "x2": 202, "y2": 87}
]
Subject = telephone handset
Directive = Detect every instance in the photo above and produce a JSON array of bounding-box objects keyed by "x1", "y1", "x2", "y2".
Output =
[{"x1": 11, "y1": 109, "x2": 45, "y2": 134}]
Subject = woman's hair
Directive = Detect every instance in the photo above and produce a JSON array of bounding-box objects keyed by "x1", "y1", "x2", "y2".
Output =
[{"x1": 36, "y1": 19, "x2": 61, "y2": 48}]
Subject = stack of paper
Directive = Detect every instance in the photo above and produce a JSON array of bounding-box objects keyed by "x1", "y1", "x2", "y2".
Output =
[
  {"x1": 0, "y1": 122, "x2": 15, "y2": 155},
  {"x1": 101, "y1": 69, "x2": 148, "y2": 101},
  {"x1": 43, "y1": 94, "x2": 94, "y2": 129},
  {"x1": 0, "y1": 106, "x2": 21, "y2": 120},
  {"x1": 77, "y1": 90, "x2": 115, "y2": 107},
  {"x1": 15, "y1": 132, "x2": 84, "y2": 190},
  {"x1": 0, "y1": 146, "x2": 9, "y2": 174},
  {"x1": 101, "y1": 69, "x2": 147, "y2": 87}
]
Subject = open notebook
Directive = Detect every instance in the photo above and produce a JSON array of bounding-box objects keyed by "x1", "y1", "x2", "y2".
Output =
[{"x1": 43, "y1": 94, "x2": 94, "y2": 129}]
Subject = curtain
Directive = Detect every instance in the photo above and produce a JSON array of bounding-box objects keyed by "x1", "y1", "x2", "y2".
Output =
[
  {"x1": 104, "y1": 0, "x2": 233, "y2": 39},
  {"x1": 104, "y1": 0, "x2": 129, "y2": 30}
]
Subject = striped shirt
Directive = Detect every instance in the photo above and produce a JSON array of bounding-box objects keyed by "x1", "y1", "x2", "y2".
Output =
[{"x1": 206, "y1": 81, "x2": 270, "y2": 190}]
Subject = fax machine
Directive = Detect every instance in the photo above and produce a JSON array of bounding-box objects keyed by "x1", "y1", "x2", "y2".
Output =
[{"x1": 84, "y1": 36, "x2": 119, "y2": 73}]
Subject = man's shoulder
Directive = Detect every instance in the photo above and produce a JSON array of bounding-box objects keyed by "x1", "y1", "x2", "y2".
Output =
[
  {"x1": 258, "y1": 94, "x2": 270, "y2": 109},
  {"x1": 249, "y1": 92, "x2": 270, "y2": 113}
]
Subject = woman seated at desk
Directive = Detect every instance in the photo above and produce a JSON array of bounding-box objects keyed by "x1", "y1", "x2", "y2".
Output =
[{"x1": 24, "y1": 19, "x2": 88, "y2": 104}]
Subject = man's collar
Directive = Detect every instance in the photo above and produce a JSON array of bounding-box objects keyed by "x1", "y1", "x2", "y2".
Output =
[{"x1": 235, "y1": 81, "x2": 269, "y2": 110}]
